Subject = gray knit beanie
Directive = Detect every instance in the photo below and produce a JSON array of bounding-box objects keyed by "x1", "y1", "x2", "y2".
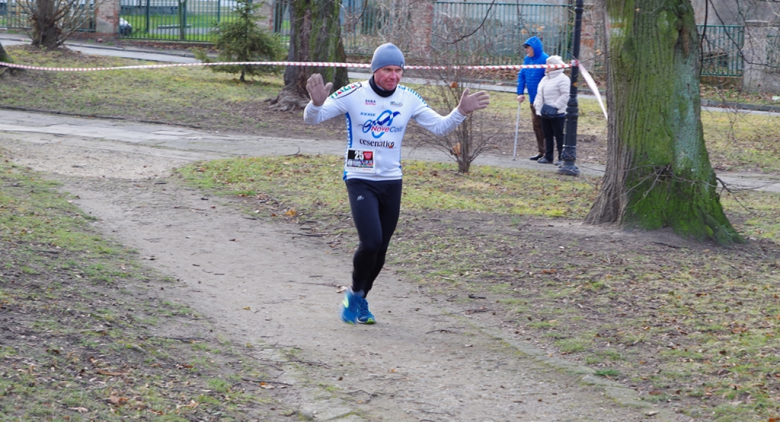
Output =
[{"x1": 370, "y1": 43, "x2": 405, "y2": 72}]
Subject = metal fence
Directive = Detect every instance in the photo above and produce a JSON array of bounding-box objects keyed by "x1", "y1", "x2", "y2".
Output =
[
  {"x1": 119, "y1": 0, "x2": 242, "y2": 41},
  {"x1": 698, "y1": 24, "x2": 744, "y2": 77},
  {"x1": 272, "y1": 1, "x2": 572, "y2": 64},
  {"x1": 767, "y1": 34, "x2": 780, "y2": 74},
  {"x1": 0, "y1": 0, "x2": 25, "y2": 29},
  {"x1": 0, "y1": 0, "x2": 750, "y2": 78},
  {"x1": 0, "y1": 0, "x2": 236, "y2": 41},
  {"x1": 431, "y1": 2, "x2": 573, "y2": 64}
]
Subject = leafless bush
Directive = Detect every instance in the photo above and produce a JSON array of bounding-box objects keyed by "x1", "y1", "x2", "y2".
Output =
[{"x1": 416, "y1": 9, "x2": 511, "y2": 174}]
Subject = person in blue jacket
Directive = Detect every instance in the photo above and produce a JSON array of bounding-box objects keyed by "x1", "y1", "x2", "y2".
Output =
[{"x1": 516, "y1": 36, "x2": 549, "y2": 161}]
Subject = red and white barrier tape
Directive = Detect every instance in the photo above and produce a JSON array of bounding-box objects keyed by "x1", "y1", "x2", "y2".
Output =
[{"x1": 0, "y1": 60, "x2": 572, "y2": 72}]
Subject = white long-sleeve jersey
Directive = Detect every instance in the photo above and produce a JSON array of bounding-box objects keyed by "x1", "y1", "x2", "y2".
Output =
[{"x1": 304, "y1": 81, "x2": 466, "y2": 181}]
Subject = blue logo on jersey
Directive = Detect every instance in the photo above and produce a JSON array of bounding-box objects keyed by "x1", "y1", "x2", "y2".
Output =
[{"x1": 361, "y1": 110, "x2": 401, "y2": 139}]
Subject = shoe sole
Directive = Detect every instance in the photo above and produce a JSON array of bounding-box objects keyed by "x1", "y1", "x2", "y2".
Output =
[{"x1": 340, "y1": 312, "x2": 357, "y2": 324}]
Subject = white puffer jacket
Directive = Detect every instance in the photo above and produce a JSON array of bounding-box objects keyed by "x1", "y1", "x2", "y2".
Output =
[{"x1": 532, "y1": 69, "x2": 570, "y2": 116}]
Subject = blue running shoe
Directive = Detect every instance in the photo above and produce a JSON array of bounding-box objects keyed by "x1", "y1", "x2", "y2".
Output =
[
  {"x1": 356, "y1": 296, "x2": 376, "y2": 324},
  {"x1": 340, "y1": 289, "x2": 360, "y2": 324}
]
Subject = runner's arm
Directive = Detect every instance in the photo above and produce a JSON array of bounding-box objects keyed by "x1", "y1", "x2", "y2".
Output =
[
  {"x1": 304, "y1": 97, "x2": 349, "y2": 125},
  {"x1": 412, "y1": 106, "x2": 467, "y2": 137}
]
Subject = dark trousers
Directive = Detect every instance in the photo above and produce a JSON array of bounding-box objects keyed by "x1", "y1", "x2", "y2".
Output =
[
  {"x1": 530, "y1": 104, "x2": 545, "y2": 156},
  {"x1": 345, "y1": 178, "x2": 402, "y2": 298},
  {"x1": 541, "y1": 115, "x2": 565, "y2": 161}
]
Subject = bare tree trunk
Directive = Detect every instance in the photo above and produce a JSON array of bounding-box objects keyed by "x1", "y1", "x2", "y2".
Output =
[
  {"x1": 31, "y1": 0, "x2": 63, "y2": 50},
  {"x1": 585, "y1": 0, "x2": 743, "y2": 245},
  {"x1": 270, "y1": 0, "x2": 348, "y2": 111},
  {"x1": 0, "y1": 41, "x2": 10, "y2": 63},
  {"x1": 0, "y1": 41, "x2": 15, "y2": 76}
]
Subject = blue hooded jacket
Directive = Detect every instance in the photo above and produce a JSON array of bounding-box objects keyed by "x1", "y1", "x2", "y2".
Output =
[{"x1": 516, "y1": 36, "x2": 549, "y2": 103}]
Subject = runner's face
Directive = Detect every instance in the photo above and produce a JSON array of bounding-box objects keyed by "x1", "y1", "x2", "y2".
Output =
[{"x1": 374, "y1": 66, "x2": 403, "y2": 91}]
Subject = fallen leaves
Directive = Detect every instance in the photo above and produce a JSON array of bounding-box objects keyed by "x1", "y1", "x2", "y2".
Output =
[
  {"x1": 107, "y1": 392, "x2": 128, "y2": 405},
  {"x1": 451, "y1": 142, "x2": 461, "y2": 157},
  {"x1": 176, "y1": 400, "x2": 199, "y2": 409}
]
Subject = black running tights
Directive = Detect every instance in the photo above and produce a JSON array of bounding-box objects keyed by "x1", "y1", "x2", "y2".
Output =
[{"x1": 345, "y1": 178, "x2": 402, "y2": 298}]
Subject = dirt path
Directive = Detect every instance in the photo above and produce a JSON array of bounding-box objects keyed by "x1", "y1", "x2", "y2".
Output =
[{"x1": 1, "y1": 114, "x2": 688, "y2": 421}]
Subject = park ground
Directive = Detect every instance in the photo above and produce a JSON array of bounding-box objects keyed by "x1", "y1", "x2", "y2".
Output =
[{"x1": 1, "y1": 43, "x2": 780, "y2": 421}]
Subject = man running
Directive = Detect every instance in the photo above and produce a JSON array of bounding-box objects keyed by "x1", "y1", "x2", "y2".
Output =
[{"x1": 303, "y1": 42, "x2": 489, "y2": 324}]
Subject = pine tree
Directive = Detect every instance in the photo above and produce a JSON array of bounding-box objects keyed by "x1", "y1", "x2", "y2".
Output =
[{"x1": 195, "y1": 0, "x2": 285, "y2": 82}]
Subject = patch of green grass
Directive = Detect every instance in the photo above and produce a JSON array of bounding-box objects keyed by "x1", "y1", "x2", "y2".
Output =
[
  {"x1": 176, "y1": 155, "x2": 600, "y2": 221},
  {"x1": 594, "y1": 368, "x2": 621, "y2": 378},
  {"x1": 585, "y1": 349, "x2": 624, "y2": 365},
  {"x1": 554, "y1": 338, "x2": 590, "y2": 354},
  {"x1": 192, "y1": 342, "x2": 221, "y2": 354},
  {"x1": 160, "y1": 300, "x2": 195, "y2": 317},
  {"x1": 721, "y1": 189, "x2": 780, "y2": 239},
  {"x1": 206, "y1": 378, "x2": 233, "y2": 394},
  {"x1": 2, "y1": 46, "x2": 284, "y2": 132},
  {"x1": 701, "y1": 108, "x2": 780, "y2": 173},
  {"x1": 528, "y1": 320, "x2": 558, "y2": 330}
]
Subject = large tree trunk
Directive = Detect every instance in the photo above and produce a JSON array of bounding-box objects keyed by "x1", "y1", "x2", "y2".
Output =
[
  {"x1": 0, "y1": 41, "x2": 10, "y2": 63},
  {"x1": 270, "y1": 0, "x2": 349, "y2": 111},
  {"x1": 0, "y1": 41, "x2": 14, "y2": 76},
  {"x1": 584, "y1": 0, "x2": 743, "y2": 245},
  {"x1": 31, "y1": 0, "x2": 63, "y2": 50}
]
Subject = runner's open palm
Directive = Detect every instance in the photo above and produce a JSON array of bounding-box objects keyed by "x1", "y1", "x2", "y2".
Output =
[
  {"x1": 457, "y1": 88, "x2": 490, "y2": 115},
  {"x1": 306, "y1": 73, "x2": 333, "y2": 107}
]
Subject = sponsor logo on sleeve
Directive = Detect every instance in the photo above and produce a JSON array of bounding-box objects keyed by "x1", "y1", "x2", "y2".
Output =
[{"x1": 330, "y1": 82, "x2": 362, "y2": 99}]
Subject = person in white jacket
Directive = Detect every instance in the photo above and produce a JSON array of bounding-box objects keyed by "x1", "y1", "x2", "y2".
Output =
[
  {"x1": 532, "y1": 55, "x2": 570, "y2": 165},
  {"x1": 304, "y1": 43, "x2": 489, "y2": 325}
]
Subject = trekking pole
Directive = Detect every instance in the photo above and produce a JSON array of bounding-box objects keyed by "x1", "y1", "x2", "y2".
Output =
[{"x1": 512, "y1": 101, "x2": 521, "y2": 161}]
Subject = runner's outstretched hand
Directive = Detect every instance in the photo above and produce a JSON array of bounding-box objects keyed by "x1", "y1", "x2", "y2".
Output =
[
  {"x1": 457, "y1": 88, "x2": 490, "y2": 115},
  {"x1": 306, "y1": 73, "x2": 333, "y2": 107}
]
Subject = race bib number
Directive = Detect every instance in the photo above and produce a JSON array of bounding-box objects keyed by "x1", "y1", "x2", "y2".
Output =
[{"x1": 345, "y1": 149, "x2": 375, "y2": 173}]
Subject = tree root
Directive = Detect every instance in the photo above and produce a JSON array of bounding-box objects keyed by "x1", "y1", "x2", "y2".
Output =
[
  {"x1": 701, "y1": 206, "x2": 746, "y2": 245},
  {"x1": 268, "y1": 89, "x2": 310, "y2": 112}
]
